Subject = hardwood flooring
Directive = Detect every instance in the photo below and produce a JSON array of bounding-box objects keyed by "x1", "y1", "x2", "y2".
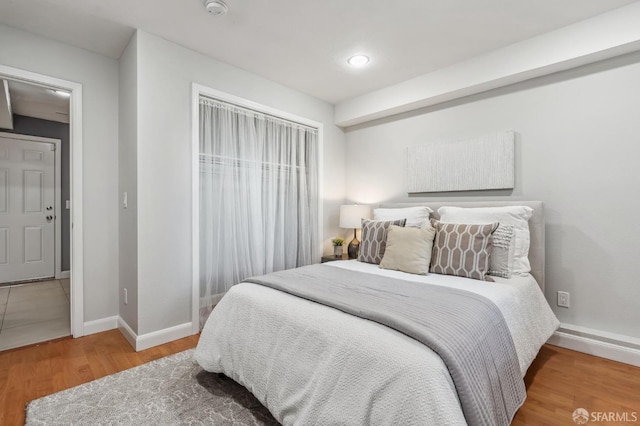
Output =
[
  {"x1": 0, "y1": 330, "x2": 638, "y2": 425},
  {"x1": 513, "y1": 345, "x2": 640, "y2": 425},
  {"x1": 0, "y1": 330, "x2": 199, "y2": 426}
]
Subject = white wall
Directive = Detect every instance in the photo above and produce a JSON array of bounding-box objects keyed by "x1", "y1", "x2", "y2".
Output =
[
  {"x1": 118, "y1": 33, "x2": 139, "y2": 332},
  {"x1": 134, "y1": 31, "x2": 345, "y2": 335},
  {"x1": 344, "y1": 51, "x2": 640, "y2": 339},
  {"x1": 0, "y1": 24, "x2": 119, "y2": 322}
]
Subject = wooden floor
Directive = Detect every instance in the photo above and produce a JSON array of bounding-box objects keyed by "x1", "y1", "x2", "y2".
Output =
[
  {"x1": 0, "y1": 331, "x2": 638, "y2": 426},
  {"x1": 513, "y1": 345, "x2": 640, "y2": 425},
  {"x1": 0, "y1": 330, "x2": 199, "y2": 425}
]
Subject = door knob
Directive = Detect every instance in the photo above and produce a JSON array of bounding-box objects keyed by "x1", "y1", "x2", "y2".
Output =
[{"x1": 46, "y1": 215, "x2": 53, "y2": 221}]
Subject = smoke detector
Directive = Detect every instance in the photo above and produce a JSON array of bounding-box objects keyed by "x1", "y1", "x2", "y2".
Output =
[{"x1": 205, "y1": 0, "x2": 228, "y2": 16}]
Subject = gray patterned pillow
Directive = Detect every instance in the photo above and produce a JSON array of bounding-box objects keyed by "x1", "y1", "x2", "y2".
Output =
[
  {"x1": 358, "y1": 219, "x2": 407, "y2": 264},
  {"x1": 430, "y1": 220, "x2": 499, "y2": 281}
]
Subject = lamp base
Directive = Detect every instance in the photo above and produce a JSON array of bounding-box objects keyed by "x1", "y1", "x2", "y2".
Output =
[{"x1": 347, "y1": 237, "x2": 360, "y2": 259}]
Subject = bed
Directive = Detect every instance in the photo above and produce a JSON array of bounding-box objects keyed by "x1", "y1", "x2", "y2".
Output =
[{"x1": 194, "y1": 201, "x2": 559, "y2": 425}]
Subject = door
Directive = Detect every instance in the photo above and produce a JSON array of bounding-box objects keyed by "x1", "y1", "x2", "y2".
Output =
[{"x1": 0, "y1": 135, "x2": 55, "y2": 283}]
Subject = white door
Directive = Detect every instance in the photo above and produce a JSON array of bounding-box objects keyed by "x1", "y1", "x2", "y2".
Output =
[{"x1": 0, "y1": 136, "x2": 55, "y2": 283}]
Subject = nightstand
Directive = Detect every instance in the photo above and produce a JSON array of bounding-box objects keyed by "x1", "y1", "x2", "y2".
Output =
[{"x1": 321, "y1": 253, "x2": 349, "y2": 263}]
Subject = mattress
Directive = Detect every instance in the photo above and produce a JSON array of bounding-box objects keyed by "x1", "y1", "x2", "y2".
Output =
[{"x1": 195, "y1": 260, "x2": 559, "y2": 425}]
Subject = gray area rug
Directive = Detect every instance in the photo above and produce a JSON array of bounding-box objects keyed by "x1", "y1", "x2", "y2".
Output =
[{"x1": 26, "y1": 349, "x2": 279, "y2": 425}]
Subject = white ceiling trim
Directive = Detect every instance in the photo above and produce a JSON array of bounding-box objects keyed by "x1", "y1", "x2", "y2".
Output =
[{"x1": 335, "y1": 2, "x2": 640, "y2": 127}]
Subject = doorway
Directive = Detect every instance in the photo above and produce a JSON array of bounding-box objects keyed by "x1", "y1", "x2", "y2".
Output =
[
  {"x1": 0, "y1": 88, "x2": 69, "y2": 350},
  {"x1": 0, "y1": 64, "x2": 84, "y2": 346}
]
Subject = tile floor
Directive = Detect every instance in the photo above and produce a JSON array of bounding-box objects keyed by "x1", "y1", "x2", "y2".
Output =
[{"x1": 0, "y1": 279, "x2": 70, "y2": 351}]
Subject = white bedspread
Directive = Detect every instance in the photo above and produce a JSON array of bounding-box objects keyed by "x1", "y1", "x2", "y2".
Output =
[{"x1": 195, "y1": 261, "x2": 559, "y2": 425}]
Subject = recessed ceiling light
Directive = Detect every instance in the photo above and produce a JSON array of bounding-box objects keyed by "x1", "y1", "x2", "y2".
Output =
[
  {"x1": 205, "y1": 0, "x2": 228, "y2": 16},
  {"x1": 347, "y1": 55, "x2": 370, "y2": 67},
  {"x1": 53, "y1": 90, "x2": 70, "y2": 97}
]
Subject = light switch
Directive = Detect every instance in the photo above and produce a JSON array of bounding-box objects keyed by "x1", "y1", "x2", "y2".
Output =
[
  {"x1": 123, "y1": 192, "x2": 128, "y2": 209},
  {"x1": 65, "y1": 200, "x2": 70, "y2": 209}
]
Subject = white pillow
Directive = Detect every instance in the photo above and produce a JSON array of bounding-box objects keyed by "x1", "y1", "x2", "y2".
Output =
[
  {"x1": 373, "y1": 206, "x2": 433, "y2": 228},
  {"x1": 437, "y1": 206, "x2": 533, "y2": 275}
]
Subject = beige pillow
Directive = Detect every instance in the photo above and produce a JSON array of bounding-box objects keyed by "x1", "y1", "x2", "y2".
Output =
[{"x1": 379, "y1": 225, "x2": 436, "y2": 275}]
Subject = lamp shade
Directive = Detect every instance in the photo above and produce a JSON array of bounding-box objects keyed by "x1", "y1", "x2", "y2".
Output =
[{"x1": 339, "y1": 205, "x2": 371, "y2": 229}]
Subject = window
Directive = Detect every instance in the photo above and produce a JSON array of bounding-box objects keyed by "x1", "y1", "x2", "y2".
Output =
[{"x1": 198, "y1": 96, "x2": 319, "y2": 327}]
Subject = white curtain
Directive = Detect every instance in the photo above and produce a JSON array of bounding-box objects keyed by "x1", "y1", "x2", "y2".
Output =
[{"x1": 199, "y1": 97, "x2": 319, "y2": 328}]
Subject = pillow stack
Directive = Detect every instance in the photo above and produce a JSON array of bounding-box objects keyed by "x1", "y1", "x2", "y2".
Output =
[
  {"x1": 437, "y1": 206, "x2": 533, "y2": 277},
  {"x1": 357, "y1": 204, "x2": 534, "y2": 282}
]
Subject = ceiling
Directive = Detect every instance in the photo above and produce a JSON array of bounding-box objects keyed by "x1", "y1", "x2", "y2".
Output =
[
  {"x1": 8, "y1": 80, "x2": 70, "y2": 124},
  {"x1": 0, "y1": 0, "x2": 637, "y2": 104},
  {"x1": 0, "y1": 79, "x2": 70, "y2": 127}
]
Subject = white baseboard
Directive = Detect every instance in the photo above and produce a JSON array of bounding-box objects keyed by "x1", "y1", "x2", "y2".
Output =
[
  {"x1": 84, "y1": 316, "x2": 118, "y2": 335},
  {"x1": 117, "y1": 317, "x2": 138, "y2": 349},
  {"x1": 58, "y1": 270, "x2": 70, "y2": 279},
  {"x1": 116, "y1": 317, "x2": 194, "y2": 352},
  {"x1": 136, "y1": 322, "x2": 193, "y2": 351},
  {"x1": 547, "y1": 323, "x2": 640, "y2": 368}
]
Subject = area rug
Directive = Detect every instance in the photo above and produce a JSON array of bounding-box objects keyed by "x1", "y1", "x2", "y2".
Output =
[{"x1": 26, "y1": 349, "x2": 279, "y2": 425}]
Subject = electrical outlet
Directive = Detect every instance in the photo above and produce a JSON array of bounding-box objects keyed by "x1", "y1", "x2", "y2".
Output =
[
  {"x1": 124, "y1": 288, "x2": 128, "y2": 305},
  {"x1": 557, "y1": 291, "x2": 570, "y2": 308}
]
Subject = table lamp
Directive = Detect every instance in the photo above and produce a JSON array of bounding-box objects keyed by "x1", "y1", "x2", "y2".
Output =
[{"x1": 340, "y1": 205, "x2": 371, "y2": 259}]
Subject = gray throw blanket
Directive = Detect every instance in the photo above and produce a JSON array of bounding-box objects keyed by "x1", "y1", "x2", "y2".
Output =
[{"x1": 244, "y1": 264, "x2": 526, "y2": 426}]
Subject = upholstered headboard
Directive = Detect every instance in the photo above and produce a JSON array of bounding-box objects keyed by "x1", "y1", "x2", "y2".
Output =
[{"x1": 379, "y1": 201, "x2": 545, "y2": 291}]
